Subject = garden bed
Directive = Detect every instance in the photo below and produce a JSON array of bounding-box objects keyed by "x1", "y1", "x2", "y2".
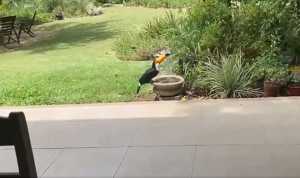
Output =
[{"x1": 117, "y1": 0, "x2": 300, "y2": 100}]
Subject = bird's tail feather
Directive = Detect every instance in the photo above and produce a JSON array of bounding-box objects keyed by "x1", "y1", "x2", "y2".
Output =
[{"x1": 136, "y1": 84, "x2": 141, "y2": 94}]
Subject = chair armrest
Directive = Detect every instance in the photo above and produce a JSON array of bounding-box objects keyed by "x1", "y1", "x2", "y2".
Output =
[{"x1": 0, "y1": 173, "x2": 19, "y2": 178}]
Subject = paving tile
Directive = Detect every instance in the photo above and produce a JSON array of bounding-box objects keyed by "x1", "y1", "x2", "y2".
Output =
[
  {"x1": 28, "y1": 119, "x2": 140, "y2": 148},
  {"x1": 132, "y1": 114, "x2": 266, "y2": 146},
  {"x1": 193, "y1": 145, "x2": 274, "y2": 177},
  {"x1": 269, "y1": 145, "x2": 300, "y2": 177},
  {"x1": 264, "y1": 117, "x2": 300, "y2": 144},
  {"x1": 116, "y1": 146, "x2": 195, "y2": 178},
  {"x1": 132, "y1": 118, "x2": 200, "y2": 146},
  {"x1": 194, "y1": 115, "x2": 266, "y2": 145},
  {"x1": 0, "y1": 149, "x2": 18, "y2": 173},
  {"x1": 0, "y1": 149, "x2": 61, "y2": 176},
  {"x1": 43, "y1": 147, "x2": 126, "y2": 177}
]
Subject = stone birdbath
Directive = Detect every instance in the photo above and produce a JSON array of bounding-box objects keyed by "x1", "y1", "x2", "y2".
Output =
[{"x1": 152, "y1": 75, "x2": 185, "y2": 100}]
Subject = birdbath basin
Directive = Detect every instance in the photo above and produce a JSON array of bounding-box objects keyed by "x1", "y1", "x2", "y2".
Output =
[{"x1": 152, "y1": 75, "x2": 185, "y2": 97}]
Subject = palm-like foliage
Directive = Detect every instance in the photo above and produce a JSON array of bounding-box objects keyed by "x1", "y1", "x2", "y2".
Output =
[{"x1": 201, "y1": 52, "x2": 262, "y2": 98}]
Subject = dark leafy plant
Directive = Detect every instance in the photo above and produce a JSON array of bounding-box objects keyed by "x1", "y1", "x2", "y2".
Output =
[
  {"x1": 254, "y1": 51, "x2": 289, "y2": 82},
  {"x1": 114, "y1": 32, "x2": 169, "y2": 61},
  {"x1": 287, "y1": 74, "x2": 300, "y2": 85}
]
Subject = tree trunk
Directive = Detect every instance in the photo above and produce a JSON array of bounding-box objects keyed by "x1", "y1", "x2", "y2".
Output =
[
  {"x1": 297, "y1": 0, "x2": 300, "y2": 17},
  {"x1": 226, "y1": 0, "x2": 231, "y2": 7},
  {"x1": 0, "y1": 36, "x2": 4, "y2": 46}
]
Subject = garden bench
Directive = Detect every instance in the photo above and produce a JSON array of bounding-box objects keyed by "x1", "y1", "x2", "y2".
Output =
[
  {"x1": 15, "y1": 11, "x2": 37, "y2": 41},
  {"x1": 0, "y1": 16, "x2": 18, "y2": 45},
  {"x1": 0, "y1": 112, "x2": 38, "y2": 178}
]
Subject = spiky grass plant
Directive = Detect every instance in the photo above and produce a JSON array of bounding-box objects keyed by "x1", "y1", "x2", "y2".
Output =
[{"x1": 201, "y1": 52, "x2": 262, "y2": 98}]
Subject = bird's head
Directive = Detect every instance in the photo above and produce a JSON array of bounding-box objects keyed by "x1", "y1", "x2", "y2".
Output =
[{"x1": 154, "y1": 49, "x2": 172, "y2": 65}]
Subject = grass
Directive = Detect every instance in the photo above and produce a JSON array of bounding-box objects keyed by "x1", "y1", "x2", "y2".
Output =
[
  {"x1": 125, "y1": 0, "x2": 199, "y2": 8},
  {"x1": 0, "y1": 6, "x2": 168, "y2": 106}
]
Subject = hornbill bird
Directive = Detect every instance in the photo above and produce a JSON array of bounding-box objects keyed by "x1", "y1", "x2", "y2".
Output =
[{"x1": 136, "y1": 50, "x2": 172, "y2": 94}]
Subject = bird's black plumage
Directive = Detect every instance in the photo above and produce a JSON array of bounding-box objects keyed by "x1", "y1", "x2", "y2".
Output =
[
  {"x1": 136, "y1": 49, "x2": 171, "y2": 94},
  {"x1": 136, "y1": 61, "x2": 159, "y2": 94},
  {"x1": 139, "y1": 61, "x2": 159, "y2": 85}
]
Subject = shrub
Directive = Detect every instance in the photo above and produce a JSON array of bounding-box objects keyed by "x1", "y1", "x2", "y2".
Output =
[
  {"x1": 144, "y1": 11, "x2": 179, "y2": 38},
  {"x1": 115, "y1": 32, "x2": 169, "y2": 61},
  {"x1": 0, "y1": 0, "x2": 52, "y2": 23},
  {"x1": 115, "y1": 12, "x2": 177, "y2": 61},
  {"x1": 43, "y1": 0, "x2": 90, "y2": 17},
  {"x1": 253, "y1": 51, "x2": 289, "y2": 82},
  {"x1": 170, "y1": 0, "x2": 232, "y2": 69},
  {"x1": 0, "y1": 0, "x2": 112, "y2": 23},
  {"x1": 200, "y1": 52, "x2": 261, "y2": 98}
]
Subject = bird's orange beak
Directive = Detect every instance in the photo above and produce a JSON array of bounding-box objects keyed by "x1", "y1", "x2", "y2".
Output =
[{"x1": 155, "y1": 54, "x2": 168, "y2": 64}]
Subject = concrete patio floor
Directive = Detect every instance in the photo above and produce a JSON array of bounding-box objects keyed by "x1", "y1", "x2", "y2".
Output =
[{"x1": 1, "y1": 97, "x2": 300, "y2": 177}]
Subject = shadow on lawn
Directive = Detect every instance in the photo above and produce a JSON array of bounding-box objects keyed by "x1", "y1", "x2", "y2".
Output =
[{"x1": 23, "y1": 20, "x2": 117, "y2": 54}]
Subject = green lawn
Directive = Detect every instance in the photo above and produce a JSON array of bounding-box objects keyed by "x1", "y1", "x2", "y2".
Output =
[{"x1": 0, "y1": 6, "x2": 167, "y2": 106}]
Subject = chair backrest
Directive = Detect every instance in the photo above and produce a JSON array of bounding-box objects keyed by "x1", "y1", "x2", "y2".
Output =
[
  {"x1": 0, "y1": 16, "x2": 16, "y2": 36},
  {"x1": 28, "y1": 11, "x2": 37, "y2": 29},
  {"x1": 0, "y1": 112, "x2": 38, "y2": 178}
]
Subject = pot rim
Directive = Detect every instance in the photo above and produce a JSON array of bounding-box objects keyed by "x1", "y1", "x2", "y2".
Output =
[
  {"x1": 153, "y1": 75, "x2": 185, "y2": 87},
  {"x1": 288, "y1": 84, "x2": 300, "y2": 88}
]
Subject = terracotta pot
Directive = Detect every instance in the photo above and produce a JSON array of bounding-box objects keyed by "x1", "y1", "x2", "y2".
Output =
[
  {"x1": 288, "y1": 84, "x2": 300, "y2": 96},
  {"x1": 264, "y1": 81, "x2": 281, "y2": 97}
]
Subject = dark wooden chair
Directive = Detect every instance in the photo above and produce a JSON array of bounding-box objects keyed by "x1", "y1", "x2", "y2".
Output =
[
  {"x1": 16, "y1": 11, "x2": 37, "y2": 41},
  {"x1": 0, "y1": 112, "x2": 38, "y2": 178},
  {"x1": 0, "y1": 16, "x2": 18, "y2": 45}
]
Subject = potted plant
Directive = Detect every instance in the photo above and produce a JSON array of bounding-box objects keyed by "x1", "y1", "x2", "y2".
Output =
[
  {"x1": 264, "y1": 66, "x2": 290, "y2": 97},
  {"x1": 287, "y1": 74, "x2": 300, "y2": 96},
  {"x1": 263, "y1": 79, "x2": 281, "y2": 97},
  {"x1": 254, "y1": 52, "x2": 289, "y2": 97}
]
